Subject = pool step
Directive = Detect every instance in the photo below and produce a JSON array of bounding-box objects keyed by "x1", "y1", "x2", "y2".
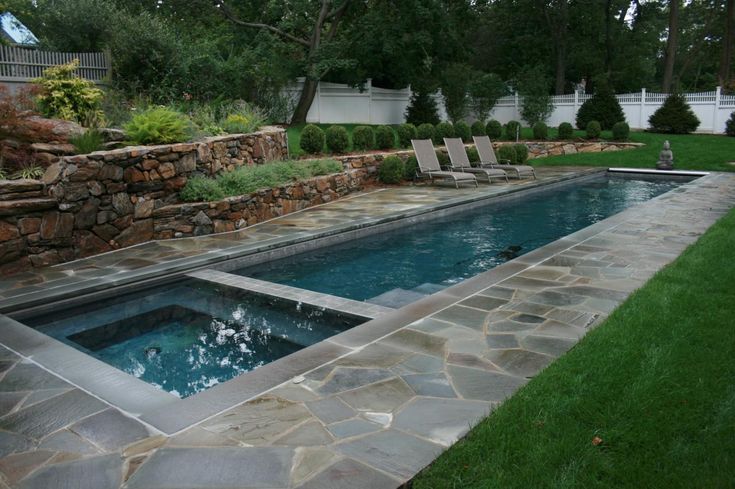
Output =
[
  {"x1": 187, "y1": 269, "x2": 393, "y2": 320},
  {"x1": 367, "y1": 288, "x2": 428, "y2": 309},
  {"x1": 411, "y1": 283, "x2": 446, "y2": 295}
]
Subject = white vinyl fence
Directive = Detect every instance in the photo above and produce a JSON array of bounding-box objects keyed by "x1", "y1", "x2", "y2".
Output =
[{"x1": 285, "y1": 78, "x2": 735, "y2": 134}]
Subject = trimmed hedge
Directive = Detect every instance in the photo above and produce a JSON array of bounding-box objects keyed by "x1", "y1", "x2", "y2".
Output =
[
  {"x1": 434, "y1": 122, "x2": 455, "y2": 144},
  {"x1": 300, "y1": 124, "x2": 325, "y2": 154},
  {"x1": 325, "y1": 125, "x2": 349, "y2": 153},
  {"x1": 375, "y1": 125, "x2": 395, "y2": 150},
  {"x1": 378, "y1": 155, "x2": 405, "y2": 184},
  {"x1": 586, "y1": 120, "x2": 602, "y2": 139},
  {"x1": 504, "y1": 120, "x2": 521, "y2": 140},
  {"x1": 397, "y1": 123, "x2": 418, "y2": 147},
  {"x1": 486, "y1": 120, "x2": 503, "y2": 139},
  {"x1": 471, "y1": 121, "x2": 486, "y2": 136},
  {"x1": 352, "y1": 125, "x2": 375, "y2": 150},
  {"x1": 558, "y1": 122, "x2": 574, "y2": 139},
  {"x1": 404, "y1": 155, "x2": 419, "y2": 179},
  {"x1": 417, "y1": 123, "x2": 435, "y2": 141},
  {"x1": 513, "y1": 143, "x2": 529, "y2": 164},
  {"x1": 454, "y1": 121, "x2": 472, "y2": 142},
  {"x1": 497, "y1": 145, "x2": 517, "y2": 164},
  {"x1": 727, "y1": 112, "x2": 735, "y2": 137},
  {"x1": 612, "y1": 121, "x2": 630, "y2": 141},
  {"x1": 532, "y1": 122, "x2": 548, "y2": 140}
]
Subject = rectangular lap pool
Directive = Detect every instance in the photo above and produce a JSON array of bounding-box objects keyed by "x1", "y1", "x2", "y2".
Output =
[
  {"x1": 19, "y1": 172, "x2": 689, "y2": 399},
  {"x1": 236, "y1": 174, "x2": 686, "y2": 307}
]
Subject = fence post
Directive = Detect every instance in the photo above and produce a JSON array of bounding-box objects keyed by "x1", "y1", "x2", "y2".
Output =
[
  {"x1": 639, "y1": 88, "x2": 646, "y2": 129},
  {"x1": 713, "y1": 86, "x2": 721, "y2": 134},
  {"x1": 573, "y1": 90, "x2": 579, "y2": 117},
  {"x1": 367, "y1": 78, "x2": 373, "y2": 124},
  {"x1": 514, "y1": 91, "x2": 519, "y2": 120}
]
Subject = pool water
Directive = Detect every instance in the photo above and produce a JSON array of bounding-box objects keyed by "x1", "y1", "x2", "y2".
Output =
[
  {"x1": 26, "y1": 280, "x2": 363, "y2": 398},
  {"x1": 239, "y1": 175, "x2": 684, "y2": 306}
]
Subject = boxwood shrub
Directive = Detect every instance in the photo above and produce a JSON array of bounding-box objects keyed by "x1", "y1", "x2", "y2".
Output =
[
  {"x1": 325, "y1": 125, "x2": 349, "y2": 153},
  {"x1": 558, "y1": 122, "x2": 574, "y2": 139},
  {"x1": 504, "y1": 120, "x2": 521, "y2": 140},
  {"x1": 471, "y1": 121, "x2": 486, "y2": 136},
  {"x1": 586, "y1": 120, "x2": 602, "y2": 139},
  {"x1": 434, "y1": 122, "x2": 455, "y2": 144},
  {"x1": 417, "y1": 123, "x2": 435, "y2": 141},
  {"x1": 300, "y1": 124, "x2": 325, "y2": 154},
  {"x1": 352, "y1": 125, "x2": 375, "y2": 150},
  {"x1": 497, "y1": 144, "x2": 517, "y2": 164},
  {"x1": 375, "y1": 125, "x2": 395, "y2": 150},
  {"x1": 532, "y1": 122, "x2": 548, "y2": 140},
  {"x1": 404, "y1": 155, "x2": 419, "y2": 179},
  {"x1": 513, "y1": 143, "x2": 529, "y2": 164},
  {"x1": 396, "y1": 123, "x2": 417, "y2": 147},
  {"x1": 726, "y1": 112, "x2": 735, "y2": 137},
  {"x1": 486, "y1": 120, "x2": 503, "y2": 139},
  {"x1": 612, "y1": 121, "x2": 630, "y2": 141},
  {"x1": 378, "y1": 155, "x2": 405, "y2": 184},
  {"x1": 454, "y1": 121, "x2": 472, "y2": 142}
]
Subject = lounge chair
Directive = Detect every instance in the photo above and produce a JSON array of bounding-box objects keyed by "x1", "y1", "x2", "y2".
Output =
[
  {"x1": 411, "y1": 139, "x2": 478, "y2": 188},
  {"x1": 473, "y1": 135, "x2": 536, "y2": 179},
  {"x1": 444, "y1": 138, "x2": 509, "y2": 183}
]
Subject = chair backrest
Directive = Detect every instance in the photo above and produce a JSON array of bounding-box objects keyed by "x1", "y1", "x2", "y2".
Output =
[
  {"x1": 411, "y1": 139, "x2": 441, "y2": 173},
  {"x1": 473, "y1": 135, "x2": 498, "y2": 165},
  {"x1": 444, "y1": 138, "x2": 472, "y2": 169}
]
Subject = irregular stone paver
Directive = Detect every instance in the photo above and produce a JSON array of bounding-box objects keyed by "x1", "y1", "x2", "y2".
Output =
[
  {"x1": 272, "y1": 420, "x2": 333, "y2": 446},
  {"x1": 326, "y1": 418, "x2": 382, "y2": 439},
  {"x1": 338, "y1": 378, "x2": 415, "y2": 412},
  {"x1": 290, "y1": 447, "x2": 338, "y2": 486},
  {"x1": 125, "y1": 447, "x2": 293, "y2": 489},
  {"x1": 393, "y1": 397, "x2": 492, "y2": 446},
  {"x1": 37, "y1": 430, "x2": 100, "y2": 456},
  {"x1": 69, "y1": 409, "x2": 150, "y2": 452},
  {"x1": 18, "y1": 455, "x2": 122, "y2": 489},
  {"x1": 0, "y1": 364, "x2": 68, "y2": 393},
  {"x1": 336, "y1": 430, "x2": 443, "y2": 480},
  {"x1": 305, "y1": 398, "x2": 356, "y2": 424},
  {"x1": 484, "y1": 349, "x2": 555, "y2": 378},
  {"x1": 400, "y1": 373, "x2": 456, "y2": 398},
  {"x1": 0, "y1": 431, "x2": 33, "y2": 458},
  {"x1": 295, "y1": 458, "x2": 400, "y2": 489},
  {"x1": 316, "y1": 368, "x2": 394, "y2": 395},
  {"x1": 447, "y1": 365, "x2": 527, "y2": 402}
]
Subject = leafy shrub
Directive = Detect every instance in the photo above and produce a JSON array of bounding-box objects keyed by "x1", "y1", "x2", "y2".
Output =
[
  {"x1": 513, "y1": 144, "x2": 529, "y2": 164},
  {"x1": 558, "y1": 122, "x2": 574, "y2": 139},
  {"x1": 221, "y1": 115, "x2": 252, "y2": 134},
  {"x1": 405, "y1": 89, "x2": 440, "y2": 125},
  {"x1": 486, "y1": 120, "x2": 503, "y2": 139},
  {"x1": 300, "y1": 124, "x2": 325, "y2": 154},
  {"x1": 33, "y1": 60, "x2": 104, "y2": 126},
  {"x1": 454, "y1": 121, "x2": 472, "y2": 142},
  {"x1": 575, "y1": 84, "x2": 625, "y2": 130},
  {"x1": 466, "y1": 146, "x2": 480, "y2": 163},
  {"x1": 0, "y1": 166, "x2": 7, "y2": 180},
  {"x1": 434, "y1": 122, "x2": 455, "y2": 144},
  {"x1": 469, "y1": 73, "x2": 507, "y2": 122},
  {"x1": 435, "y1": 150, "x2": 450, "y2": 167},
  {"x1": 375, "y1": 125, "x2": 395, "y2": 150},
  {"x1": 352, "y1": 126, "x2": 375, "y2": 151},
  {"x1": 532, "y1": 122, "x2": 548, "y2": 140},
  {"x1": 378, "y1": 156, "x2": 405, "y2": 184},
  {"x1": 586, "y1": 120, "x2": 602, "y2": 139},
  {"x1": 471, "y1": 121, "x2": 486, "y2": 136},
  {"x1": 417, "y1": 123, "x2": 435, "y2": 141},
  {"x1": 504, "y1": 120, "x2": 521, "y2": 140},
  {"x1": 497, "y1": 145, "x2": 517, "y2": 164},
  {"x1": 220, "y1": 101, "x2": 266, "y2": 134},
  {"x1": 441, "y1": 62, "x2": 472, "y2": 122},
  {"x1": 325, "y1": 125, "x2": 349, "y2": 153},
  {"x1": 612, "y1": 121, "x2": 630, "y2": 141},
  {"x1": 648, "y1": 93, "x2": 700, "y2": 134},
  {"x1": 180, "y1": 176, "x2": 225, "y2": 202},
  {"x1": 125, "y1": 107, "x2": 190, "y2": 145},
  {"x1": 70, "y1": 130, "x2": 104, "y2": 154},
  {"x1": 404, "y1": 155, "x2": 418, "y2": 180},
  {"x1": 396, "y1": 123, "x2": 418, "y2": 147},
  {"x1": 308, "y1": 159, "x2": 343, "y2": 175},
  {"x1": 726, "y1": 112, "x2": 735, "y2": 137},
  {"x1": 517, "y1": 65, "x2": 553, "y2": 126}
]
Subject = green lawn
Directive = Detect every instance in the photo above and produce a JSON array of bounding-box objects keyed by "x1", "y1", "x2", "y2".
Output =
[
  {"x1": 412, "y1": 207, "x2": 735, "y2": 489},
  {"x1": 287, "y1": 124, "x2": 735, "y2": 172}
]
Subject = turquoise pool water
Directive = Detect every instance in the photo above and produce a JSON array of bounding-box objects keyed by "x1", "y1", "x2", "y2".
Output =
[
  {"x1": 238, "y1": 175, "x2": 684, "y2": 306},
  {"x1": 26, "y1": 280, "x2": 363, "y2": 398}
]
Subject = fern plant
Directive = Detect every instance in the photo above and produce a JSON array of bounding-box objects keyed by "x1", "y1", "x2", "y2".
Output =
[
  {"x1": 70, "y1": 129, "x2": 105, "y2": 154},
  {"x1": 125, "y1": 107, "x2": 191, "y2": 145}
]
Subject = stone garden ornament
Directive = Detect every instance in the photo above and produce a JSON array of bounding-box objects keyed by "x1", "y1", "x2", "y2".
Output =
[{"x1": 656, "y1": 140, "x2": 674, "y2": 170}]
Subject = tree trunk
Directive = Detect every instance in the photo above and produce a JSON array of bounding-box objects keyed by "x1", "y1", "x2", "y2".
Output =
[
  {"x1": 555, "y1": 43, "x2": 566, "y2": 94},
  {"x1": 719, "y1": 0, "x2": 735, "y2": 88},
  {"x1": 291, "y1": 77, "x2": 319, "y2": 125},
  {"x1": 662, "y1": 0, "x2": 680, "y2": 92}
]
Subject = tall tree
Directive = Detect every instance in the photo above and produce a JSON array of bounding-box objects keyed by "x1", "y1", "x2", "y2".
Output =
[
  {"x1": 662, "y1": 0, "x2": 680, "y2": 91},
  {"x1": 539, "y1": 0, "x2": 569, "y2": 94},
  {"x1": 720, "y1": 0, "x2": 735, "y2": 88}
]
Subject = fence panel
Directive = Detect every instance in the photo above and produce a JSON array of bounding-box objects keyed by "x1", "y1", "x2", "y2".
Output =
[{"x1": 0, "y1": 46, "x2": 110, "y2": 84}]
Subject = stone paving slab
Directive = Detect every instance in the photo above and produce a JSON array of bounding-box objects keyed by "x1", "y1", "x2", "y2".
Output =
[{"x1": 0, "y1": 171, "x2": 732, "y2": 488}]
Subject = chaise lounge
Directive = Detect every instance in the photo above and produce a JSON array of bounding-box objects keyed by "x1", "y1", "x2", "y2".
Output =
[
  {"x1": 473, "y1": 135, "x2": 536, "y2": 179},
  {"x1": 411, "y1": 139, "x2": 478, "y2": 188},
  {"x1": 444, "y1": 138, "x2": 509, "y2": 183}
]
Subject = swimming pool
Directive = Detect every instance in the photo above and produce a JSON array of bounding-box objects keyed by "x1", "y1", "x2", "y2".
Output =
[{"x1": 237, "y1": 174, "x2": 683, "y2": 307}]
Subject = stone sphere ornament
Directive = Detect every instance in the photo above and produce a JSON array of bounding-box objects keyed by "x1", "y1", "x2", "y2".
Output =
[{"x1": 656, "y1": 140, "x2": 674, "y2": 170}]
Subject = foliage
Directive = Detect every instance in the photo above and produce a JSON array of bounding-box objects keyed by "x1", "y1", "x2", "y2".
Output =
[
  {"x1": 513, "y1": 143, "x2": 529, "y2": 164},
  {"x1": 466, "y1": 146, "x2": 480, "y2": 163},
  {"x1": 12, "y1": 162, "x2": 44, "y2": 180},
  {"x1": 471, "y1": 121, "x2": 486, "y2": 136},
  {"x1": 434, "y1": 122, "x2": 455, "y2": 144},
  {"x1": 220, "y1": 102, "x2": 266, "y2": 134},
  {"x1": 575, "y1": 84, "x2": 625, "y2": 130},
  {"x1": 33, "y1": 60, "x2": 104, "y2": 126},
  {"x1": 181, "y1": 159, "x2": 342, "y2": 201},
  {"x1": 497, "y1": 144, "x2": 517, "y2": 164},
  {"x1": 70, "y1": 130, "x2": 104, "y2": 154},
  {"x1": 435, "y1": 150, "x2": 450, "y2": 167},
  {"x1": 504, "y1": 120, "x2": 521, "y2": 141},
  {"x1": 612, "y1": 121, "x2": 630, "y2": 141},
  {"x1": 352, "y1": 126, "x2": 375, "y2": 151},
  {"x1": 416, "y1": 123, "x2": 435, "y2": 141},
  {"x1": 469, "y1": 73, "x2": 507, "y2": 122},
  {"x1": 454, "y1": 122, "x2": 472, "y2": 143},
  {"x1": 727, "y1": 112, "x2": 735, "y2": 137},
  {"x1": 299, "y1": 124, "x2": 325, "y2": 154},
  {"x1": 178, "y1": 99, "x2": 265, "y2": 137},
  {"x1": 440, "y1": 62, "x2": 472, "y2": 122},
  {"x1": 516, "y1": 65, "x2": 553, "y2": 126},
  {"x1": 124, "y1": 107, "x2": 191, "y2": 145},
  {"x1": 532, "y1": 122, "x2": 548, "y2": 140},
  {"x1": 404, "y1": 155, "x2": 418, "y2": 180},
  {"x1": 405, "y1": 90, "x2": 440, "y2": 126},
  {"x1": 325, "y1": 125, "x2": 349, "y2": 153},
  {"x1": 179, "y1": 176, "x2": 225, "y2": 202},
  {"x1": 649, "y1": 93, "x2": 701, "y2": 134},
  {"x1": 586, "y1": 120, "x2": 602, "y2": 139},
  {"x1": 375, "y1": 125, "x2": 395, "y2": 150},
  {"x1": 378, "y1": 155, "x2": 405, "y2": 184},
  {"x1": 486, "y1": 120, "x2": 503, "y2": 139},
  {"x1": 558, "y1": 122, "x2": 574, "y2": 139},
  {"x1": 396, "y1": 123, "x2": 418, "y2": 148}
]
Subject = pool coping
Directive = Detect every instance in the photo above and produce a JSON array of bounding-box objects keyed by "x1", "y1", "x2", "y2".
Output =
[{"x1": 0, "y1": 168, "x2": 710, "y2": 435}]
